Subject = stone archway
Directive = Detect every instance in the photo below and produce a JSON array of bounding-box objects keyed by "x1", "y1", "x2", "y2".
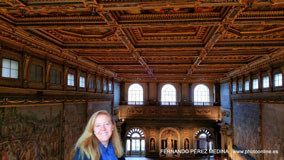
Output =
[{"x1": 159, "y1": 128, "x2": 180, "y2": 157}]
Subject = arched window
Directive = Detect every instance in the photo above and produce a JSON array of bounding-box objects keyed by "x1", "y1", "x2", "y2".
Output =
[
  {"x1": 128, "y1": 84, "x2": 143, "y2": 105},
  {"x1": 194, "y1": 84, "x2": 210, "y2": 106},
  {"x1": 161, "y1": 84, "x2": 176, "y2": 105},
  {"x1": 199, "y1": 133, "x2": 207, "y2": 149},
  {"x1": 194, "y1": 129, "x2": 214, "y2": 150},
  {"x1": 126, "y1": 128, "x2": 145, "y2": 156}
]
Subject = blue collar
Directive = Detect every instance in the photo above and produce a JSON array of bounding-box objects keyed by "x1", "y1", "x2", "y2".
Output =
[{"x1": 99, "y1": 142, "x2": 118, "y2": 160}]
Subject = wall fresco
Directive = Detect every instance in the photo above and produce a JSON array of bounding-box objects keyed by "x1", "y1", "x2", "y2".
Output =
[
  {"x1": 263, "y1": 103, "x2": 284, "y2": 160},
  {"x1": 64, "y1": 103, "x2": 87, "y2": 160},
  {"x1": 233, "y1": 102, "x2": 260, "y2": 160},
  {"x1": 87, "y1": 101, "x2": 112, "y2": 119},
  {"x1": 0, "y1": 105, "x2": 61, "y2": 160}
]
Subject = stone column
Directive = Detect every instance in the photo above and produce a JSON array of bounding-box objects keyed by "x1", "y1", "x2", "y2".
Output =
[
  {"x1": 248, "y1": 73, "x2": 252, "y2": 93},
  {"x1": 268, "y1": 67, "x2": 273, "y2": 92},
  {"x1": 188, "y1": 83, "x2": 192, "y2": 105},
  {"x1": 45, "y1": 60, "x2": 52, "y2": 90},
  {"x1": 147, "y1": 82, "x2": 150, "y2": 105},
  {"x1": 281, "y1": 66, "x2": 284, "y2": 90},
  {"x1": 215, "y1": 83, "x2": 220, "y2": 106},
  {"x1": 22, "y1": 54, "x2": 30, "y2": 88},
  {"x1": 156, "y1": 82, "x2": 159, "y2": 105},
  {"x1": 76, "y1": 69, "x2": 81, "y2": 91},
  {"x1": 258, "y1": 71, "x2": 262, "y2": 92},
  {"x1": 220, "y1": 125, "x2": 228, "y2": 160},
  {"x1": 86, "y1": 72, "x2": 90, "y2": 92},
  {"x1": 120, "y1": 82, "x2": 125, "y2": 104},
  {"x1": 63, "y1": 64, "x2": 69, "y2": 91}
]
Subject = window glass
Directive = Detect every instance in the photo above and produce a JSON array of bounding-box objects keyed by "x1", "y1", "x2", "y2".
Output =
[
  {"x1": 89, "y1": 78, "x2": 94, "y2": 88},
  {"x1": 245, "y1": 81, "x2": 249, "y2": 91},
  {"x1": 232, "y1": 82, "x2": 236, "y2": 92},
  {"x1": 103, "y1": 78, "x2": 107, "y2": 91},
  {"x1": 194, "y1": 84, "x2": 210, "y2": 106},
  {"x1": 80, "y1": 76, "x2": 85, "y2": 88},
  {"x1": 161, "y1": 84, "x2": 176, "y2": 105},
  {"x1": 2, "y1": 58, "x2": 18, "y2": 79},
  {"x1": 274, "y1": 73, "x2": 283, "y2": 87},
  {"x1": 253, "y1": 79, "x2": 258, "y2": 89},
  {"x1": 30, "y1": 64, "x2": 42, "y2": 82},
  {"x1": 97, "y1": 77, "x2": 101, "y2": 90},
  {"x1": 50, "y1": 69, "x2": 61, "y2": 84},
  {"x1": 262, "y1": 76, "x2": 269, "y2": 88},
  {"x1": 128, "y1": 84, "x2": 143, "y2": 105},
  {"x1": 238, "y1": 81, "x2": 242, "y2": 91},
  {"x1": 67, "y1": 73, "x2": 74, "y2": 86}
]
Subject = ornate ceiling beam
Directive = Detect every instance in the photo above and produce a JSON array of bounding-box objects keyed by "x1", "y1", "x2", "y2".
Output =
[
  {"x1": 96, "y1": 1, "x2": 243, "y2": 11},
  {"x1": 225, "y1": 48, "x2": 284, "y2": 80},
  {"x1": 2, "y1": 0, "x2": 27, "y2": 7},
  {"x1": 2, "y1": 0, "x2": 30, "y2": 18},
  {"x1": 187, "y1": 6, "x2": 245, "y2": 76},
  {"x1": 0, "y1": 23, "x2": 118, "y2": 79},
  {"x1": 14, "y1": 18, "x2": 284, "y2": 29},
  {"x1": 98, "y1": 10, "x2": 154, "y2": 76}
]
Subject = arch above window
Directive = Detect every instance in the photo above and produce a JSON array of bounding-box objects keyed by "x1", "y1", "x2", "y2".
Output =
[
  {"x1": 195, "y1": 129, "x2": 213, "y2": 139},
  {"x1": 194, "y1": 84, "x2": 210, "y2": 106},
  {"x1": 161, "y1": 84, "x2": 177, "y2": 105},
  {"x1": 126, "y1": 128, "x2": 145, "y2": 154},
  {"x1": 128, "y1": 83, "x2": 143, "y2": 105}
]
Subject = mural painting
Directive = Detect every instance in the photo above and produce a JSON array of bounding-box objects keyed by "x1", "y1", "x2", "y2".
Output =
[
  {"x1": 0, "y1": 105, "x2": 61, "y2": 160},
  {"x1": 64, "y1": 103, "x2": 87, "y2": 160}
]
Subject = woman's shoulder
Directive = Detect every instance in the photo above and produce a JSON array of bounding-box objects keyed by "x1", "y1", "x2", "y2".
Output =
[
  {"x1": 118, "y1": 156, "x2": 126, "y2": 160},
  {"x1": 73, "y1": 148, "x2": 91, "y2": 160}
]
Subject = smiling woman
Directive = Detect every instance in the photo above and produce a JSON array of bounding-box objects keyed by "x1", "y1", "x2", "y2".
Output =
[{"x1": 73, "y1": 110, "x2": 125, "y2": 160}]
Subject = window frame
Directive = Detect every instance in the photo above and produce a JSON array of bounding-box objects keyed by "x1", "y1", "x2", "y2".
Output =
[
  {"x1": 245, "y1": 80, "x2": 250, "y2": 91},
  {"x1": 50, "y1": 69, "x2": 61, "y2": 85},
  {"x1": 89, "y1": 78, "x2": 94, "y2": 89},
  {"x1": 126, "y1": 128, "x2": 145, "y2": 154},
  {"x1": 67, "y1": 73, "x2": 75, "y2": 86},
  {"x1": 30, "y1": 63, "x2": 43, "y2": 82},
  {"x1": 194, "y1": 84, "x2": 210, "y2": 106},
  {"x1": 252, "y1": 78, "x2": 259, "y2": 90},
  {"x1": 128, "y1": 83, "x2": 144, "y2": 105},
  {"x1": 1, "y1": 58, "x2": 19, "y2": 79},
  {"x1": 79, "y1": 76, "x2": 85, "y2": 88},
  {"x1": 274, "y1": 73, "x2": 283, "y2": 87},
  {"x1": 262, "y1": 76, "x2": 269, "y2": 89},
  {"x1": 232, "y1": 81, "x2": 237, "y2": 93},
  {"x1": 161, "y1": 84, "x2": 177, "y2": 106},
  {"x1": 238, "y1": 80, "x2": 243, "y2": 92}
]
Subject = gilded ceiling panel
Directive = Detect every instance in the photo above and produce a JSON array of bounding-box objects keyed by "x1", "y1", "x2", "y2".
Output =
[
  {"x1": 59, "y1": 28, "x2": 114, "y2": 37},
  {"x1": 141, "y1": 26, "x2": 197, "y2": 36},
  {"x1": 0, "y1": 0, "x2": 284, "y2": 82},
  {"x1": 231, "y1": 25, "x2": 284, "y2": 33},
  {"x1": 245, "y1": 3, "x2": 284, "y2": 11},
  {"x1": 7, "y1": 5, "x2": 91, "y2": 18}
]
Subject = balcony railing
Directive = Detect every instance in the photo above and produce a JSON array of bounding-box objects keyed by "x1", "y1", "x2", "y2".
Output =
[
  {"x1": 127, "y1": 101, "x2": 144, "y2": 105},
  {"x1": 123, "y1": 101, "x2": 217, "y2": 106},
  {"x1": 160, "y1": 101, "x2": 177, "y2": 106},
  {"x1": 193, "y1": 102, "x2": 212, "y2": 106},
  {"x1": 118, "y1": 105, "x2": 221, "y2": 121}
]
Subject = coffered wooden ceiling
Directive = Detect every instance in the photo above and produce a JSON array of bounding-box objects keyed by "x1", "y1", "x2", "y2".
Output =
[{"x1": 0, "y1": 0, "x2": 284, "y2": 82}]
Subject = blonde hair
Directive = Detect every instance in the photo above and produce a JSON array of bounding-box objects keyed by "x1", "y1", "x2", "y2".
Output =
[{"x1": 75, "y1": 110, "x2": 123, "y2": 160}]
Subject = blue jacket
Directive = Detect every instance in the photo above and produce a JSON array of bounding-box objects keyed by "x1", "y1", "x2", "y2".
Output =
[{"x1": 73, "y1": 144, "x2": 125, "y2": 160}]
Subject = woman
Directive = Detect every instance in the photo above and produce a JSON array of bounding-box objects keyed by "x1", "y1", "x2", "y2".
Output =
[{"x1": 74, "y1": 110, "x2": 125, "y2": 160}]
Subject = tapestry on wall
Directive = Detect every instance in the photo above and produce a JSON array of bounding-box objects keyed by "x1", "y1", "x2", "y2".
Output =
[{"x1": 0, "y1": 105, "x2": 61, "y2": 160}]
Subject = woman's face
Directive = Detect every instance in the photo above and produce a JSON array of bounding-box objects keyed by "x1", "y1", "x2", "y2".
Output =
[{"x1": 93, "y1": 114, "x2": 114, "y2": 146}]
